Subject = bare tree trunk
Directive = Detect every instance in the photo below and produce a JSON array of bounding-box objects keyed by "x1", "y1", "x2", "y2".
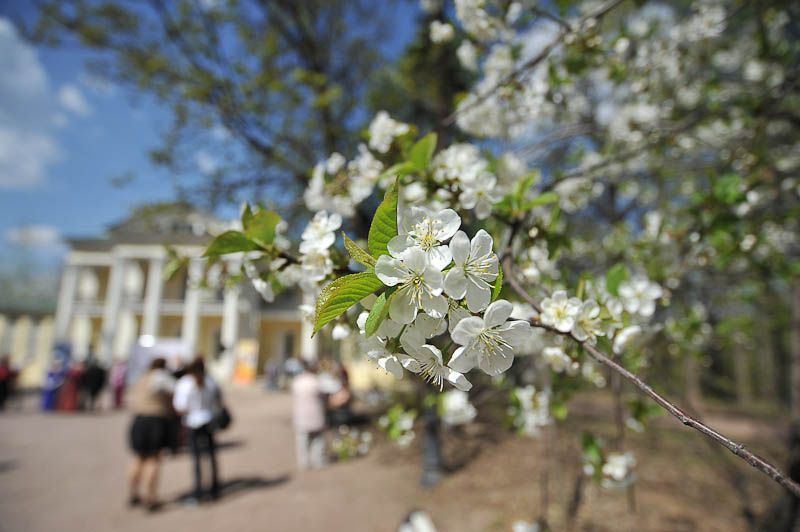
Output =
[{"x1": 685, "y1": 355, "x2": 703, "y2": 408}]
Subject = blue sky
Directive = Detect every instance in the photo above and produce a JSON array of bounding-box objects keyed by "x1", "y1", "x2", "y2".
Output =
[
  {"x1": 0, "y1": 3, "x2": 419, "y2": 276},
  {"x1": 0, "y1": 7, "x2": 176, "y2": 272}
]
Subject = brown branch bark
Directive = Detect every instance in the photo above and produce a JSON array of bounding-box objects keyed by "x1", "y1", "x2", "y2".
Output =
[{"x1": 502, "y1": 260, "x2": 800, "y2": 499}]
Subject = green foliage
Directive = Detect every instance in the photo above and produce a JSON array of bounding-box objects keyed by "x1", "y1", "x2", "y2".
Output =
[
  {"x1": 713, "y1": 174, "x2": 744, "y2": 204},
  {"x1": 365, "y1": 290, "x2": 394, "y2": 337},
  {"x1": 367, "y1": 182, "x2": 399, "y2": 258},
  {"x1": 408, "y1": 132, "x2": 437, "y2": 171},
  {"x1": 521, "y1": 191, "x2": 560, "y2": 210},
  {"x1": 491, "y1": 262, "x2": 504, "y2": 302},
  {"x1": 313, "y1": 272, "x2": 384, "y2": 334},
  {"x1": 605, "y1": 264, "x2": 630, "y2": 297},
  {"x1": 245, "y1": 210, "x2": 282, "y2": 248},
  {"x1": 204, "y1": 231, "x2": 261, "y2": 258},
  {"x1": 343, "y1": 233, "x2": 376, "y2": 268}
]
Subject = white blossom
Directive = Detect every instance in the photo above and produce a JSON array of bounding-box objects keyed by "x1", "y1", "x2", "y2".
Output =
[
  {"x1": 390, "y1": 206, "x2": 461, "y2": 270},
  {"x1": 444, "y1": 229, "x2": 498, "y2": 312},
  {"x1": 540, "y1": 290, "x2": 581, "y2": 333},
  {"x1": 459, "y1": 172, "x2": 502, "y2": 219},
  {"x1": 441, "y1": 390, "x2": 477, "y2": 426},
  {"x1": 571, "y1": 299, "x2": 605, "y2": 344},
  {"x1": 450, "y1": 299, "x2": 531, "y2": 376},
  {"x1": 456, "y1": 40, "x2": 479, "y2": 71},
  {"x1": 429, "y1": 21, "x2": 454, "y2": 43},
  {"x1": 375, "y1": 247, "x2": 448, "y2": 324},
  {"x1": 368, "y1": 111, "x2": 410, "y2": 154},
  {"x1": 299, "y1": 211, "x2": 342, "y2": 254},
  {"x1": 618, "y1": 277, "x2": 662, "y2": 317}
]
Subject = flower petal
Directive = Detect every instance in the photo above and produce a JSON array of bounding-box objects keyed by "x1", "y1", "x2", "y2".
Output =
[
  {"x1": 446, "y1": 369, "x2": 473, "y2": 391},
  {"x1": 421, "y1": 293, "x2": 448, "y2": 319},
  {"x1": 484, "y1": 299, "x2": 513, "y2": 328},
  {"x1": 448, "y1": 346, "x2": 477, "y2": 373},
  {"x1": 477, "y1": 345, "x2": 514, "y2": 376},
  {"x1": 388, "y1": 235, "x2": 414, "y2": 257},
  {"x1": 498, "y1": 320, "x2": 531, "y2": 347},
  {"x1": 389, "y1": 288, "x2": 417, "y2": 324},
  {"x1": 449, "y1": 230, "x2": 471, "y2": 265},
  {"x1": 470, "y1": 229, "x2": 494, "y2": 259},
  {"x1": 436, "y1": 209, "x2": 461, "y2": 241},
  {"x1": 444, "y1": 268, "x2": 468, "y2": 299},
  {"x1": 465, "y1": 276, "x2": 491, "y2": 313},
  {"x1": 428, "y1": 245, "x2": 452, "y2": 271},
  {"x1": 451, "y1": 316, "x2": 485, "y2": 345},
  {"x1": 379, "y1": 355, "x2": 404, "y2": 379},
  {"x1": 375, "y1": 255, "x2": 406, "y2": 286}
]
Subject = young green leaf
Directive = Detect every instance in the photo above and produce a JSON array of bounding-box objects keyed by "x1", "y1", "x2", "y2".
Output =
[
  {"x1": 343, "y1": 232, "x2": 376, "y2": 268},
  {"x1": 491, "y1": 262, "x2": 504, "y2": 302},
  {"x1": 245, "y1": 210, "x2": 282, "y2": 248},
  {"x1": 241, "y1": 202, "x2": 254, "y2": 230},
  {"x1": 364, "y1": 289, "x2": 393, "y2": 337},
  {"x1": 521, "y1": 191, "x2": 559, "y2": 210},
  {"x1": 409, "y1": 132, "x2": 437, "y2": 171},
  {"x1": 379, "y1": 161, "x2": 417, "y2": 181},
  {"x1": 314, "y1": 272, "x2": 384, "y2": 334},
  {"x1": 368, "y1": 182, "x2": 399, "y2": 258},
  {"x1": 204, "y1": 231, "x2": 261, "y2": 257},
  {"x1": 605, "y1": 263, "x2": 629, "y2": 297}
]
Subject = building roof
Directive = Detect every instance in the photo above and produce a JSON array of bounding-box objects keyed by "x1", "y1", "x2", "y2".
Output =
[{"x1": 65, "y1": 202, "x2": 230, "y2": 251}]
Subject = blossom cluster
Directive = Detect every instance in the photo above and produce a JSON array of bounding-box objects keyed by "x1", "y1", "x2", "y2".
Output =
[
  {"x1": 509, "y1": 385, "x2": 551, "y2": 437},
  {"x1": 360, "y1": 207, "x2": 531, "y2": 391}
]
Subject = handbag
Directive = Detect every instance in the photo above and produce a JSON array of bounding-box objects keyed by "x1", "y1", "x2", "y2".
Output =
[{"x1": 211, "y1": 388, "x2": 233, "y2": 431}]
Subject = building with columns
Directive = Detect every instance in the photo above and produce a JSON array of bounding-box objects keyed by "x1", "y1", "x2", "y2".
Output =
[{"x1": 49, "y1": 205, "x2": 315, "y2": 381}]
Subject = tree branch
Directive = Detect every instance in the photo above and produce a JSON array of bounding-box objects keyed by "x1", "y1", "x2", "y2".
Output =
[{"x1": 503, "y1": 261, "x2": 800, "y2": 499}]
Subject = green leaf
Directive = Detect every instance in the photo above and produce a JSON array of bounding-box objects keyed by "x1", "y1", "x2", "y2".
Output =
[
  {"x1": 204, "y1": 231, "x2": 260, "y2": 257},
  {"x1": 365, "y1": 289, "x2": 394, "y2": 337},
  {"x1": 491, "y1": 262, "x2": 504, "y2": 302},
  {"x1": 379, "y1": 161, "x2": 417, "y2": 180},
  {"x1": 409, "y1": 132, "x2": 437, "y2": 171},
  {"x1": 605, "y1": 263, "x2": 629, "y2": 297},
  {"x1": 314, "y1": 272, "x2": 384, "y2": 334},
  {"x1": 241, "y1": 203, "x2": 254, "y2": 230},
  {"x1": 713, "y1": 174, "x2": 743, "y2": 204},
  {"x1": 368, "y1": 182, "x2": 399, "y2": 258},
  {"x1": 245, "y1": 210, "x2": 282, "y2": 248},
  {"x1": 521, "y1": 191, "x2": 559, "y2": 210},
  {"x1": 343, "y1": 232, "x2": 376, "y2": 268}
]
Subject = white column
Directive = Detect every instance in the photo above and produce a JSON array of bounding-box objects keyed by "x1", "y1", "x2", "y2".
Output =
[
  {"x1": 99, "y1": 257, "x2": 126, "y2": 362},
  {"x1": 53, "y1": 264, "x2": 79, "y2": 342},
  {"x1": 181, "y1": 257, "x2": 204, "y2": 353},
  {"x1": 141, "y1": 256, "x2": 165, "y2": 338},
  {"x1": 300, "y1": 291, "x2": 319, "y2": 361},
  {"x1": 221, "y1": 285, "x2": 240, "y2": 355}
]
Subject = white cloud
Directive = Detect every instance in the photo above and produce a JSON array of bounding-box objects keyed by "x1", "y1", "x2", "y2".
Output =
[
  {"x1": 58, "y1": 84, "x2": 92, "y2": 116},
  {"x1": 0, "y1": 17, "x2": 61, "y2": 188},
  {"x1": 5, "y1": 224, "x2": 61, "y2": 248}
]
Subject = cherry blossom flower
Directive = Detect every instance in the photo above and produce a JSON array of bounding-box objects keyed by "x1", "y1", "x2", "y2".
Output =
[
  {"x1": 375, "y1": 247, "x2": 448, "y2": 324},
  {"x1": 449, "y1": 299, "x2": 531, "y2": 376},
  {"x1": 299, "y1": 211, "x2": 341, "y2": 253},
  {"x1": 540, "y1": 290, "x2": 582, "y2": 333},
  {"x1": 618, "y1": 277, "x2": 662, "y2": 317},
  {"x1": 459, "y1": 172, "x2": 502, "y2": 219},
  {"x1": 571, "y1": 299, "x2": 605, "y2": 344},
  {"x1": 441, "y1": 390, "x2": 477, "y2": 426},
  {"x1": 390, "y1": 207, "x2": 461, "y2": 270},
  {"x1": 444, "y1": 229, "x2": 499, "y2": 312},
  {"x1": 368, "y1": 111, "x2": 410, "y2": 154},
  {"x1": 429, "y1": 21, "x2": 455, "y2": 43}
]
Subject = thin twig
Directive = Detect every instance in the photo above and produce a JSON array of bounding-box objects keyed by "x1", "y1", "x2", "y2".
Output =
[{"x1": 503, "y1": 263, "x2": 800, "y2": 499}]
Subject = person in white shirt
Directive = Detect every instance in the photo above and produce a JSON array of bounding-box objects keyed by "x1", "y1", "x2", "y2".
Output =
[
  {"x1": 173, "y1": 357, "x2": 221, "y2": 503},
  {"x1": 291, "y1": 359, "x2": 327, "y2": 470}
]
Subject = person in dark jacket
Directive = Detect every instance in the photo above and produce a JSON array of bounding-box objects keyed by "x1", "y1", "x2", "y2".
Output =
[{"x1": 82, "y1": 357, "x2": 107, "y2": 411}]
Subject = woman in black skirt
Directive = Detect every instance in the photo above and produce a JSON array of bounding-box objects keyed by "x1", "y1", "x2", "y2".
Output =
[{"x1": 126, "y1": 358, "x2": 175, "y2": 511}]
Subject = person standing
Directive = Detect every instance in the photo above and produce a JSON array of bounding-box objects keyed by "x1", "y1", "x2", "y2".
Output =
[
  {"x1": 0, "y1": 356, "x2": 17, "y2": 411},
  {"x1": 110, "y1": 359, "x2": 128, "y2": 409},
  {"x1": 173, "y1": 357, "x2": 221, "y2": 504},
  {"x1": 57, "y1": 361, "x2": 84, "y2": 411},
  {"x1": 127, "y1": 357, "x2": 175, "y2": 512},
  {"x1": 82, "y1": 357, "x2": 107, "y2": 412},
  {"x1": 291, "y1": 360, "x2": 327, "y2": 470}
]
